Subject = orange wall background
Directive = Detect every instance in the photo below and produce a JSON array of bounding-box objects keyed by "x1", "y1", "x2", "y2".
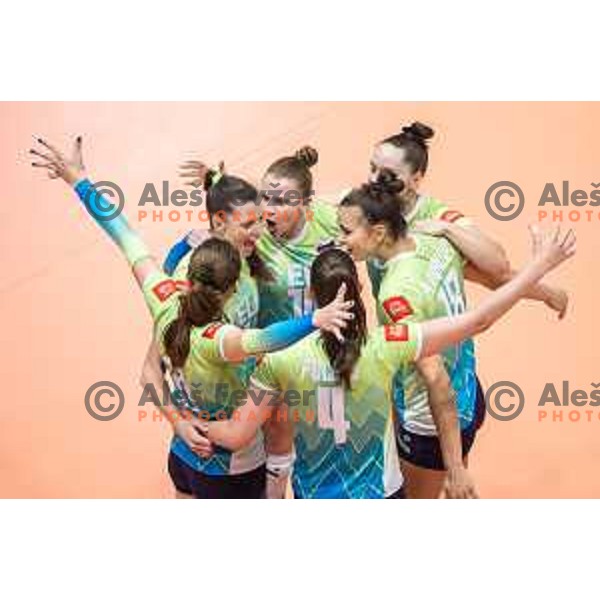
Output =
[{"x1": 1, "y1": 102, "x2": 599, "y2": 498}]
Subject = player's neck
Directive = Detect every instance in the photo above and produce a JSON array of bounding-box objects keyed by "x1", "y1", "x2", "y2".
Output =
[
  {"x1": 376, "y1": 234, "x2": 416, "y2": 262},
  {"x1": 399, "y1": 189, "x2": 418, "y2": 215}
]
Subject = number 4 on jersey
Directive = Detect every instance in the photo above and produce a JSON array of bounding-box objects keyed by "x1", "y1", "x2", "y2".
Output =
[{"x1": 317, "y1": 386, "x2": 350, "y2": 445}]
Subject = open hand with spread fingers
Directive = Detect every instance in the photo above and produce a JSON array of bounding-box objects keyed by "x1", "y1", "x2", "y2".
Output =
[
  {"x1": 529, "y1": 225, "x2": 577, "y2": 273},
  {"x1": 30, "y1": 136, "x2": 86, "y2": 186},
  {"x1": 179, "y1": 159, "x2": 223, "y2": 188}
]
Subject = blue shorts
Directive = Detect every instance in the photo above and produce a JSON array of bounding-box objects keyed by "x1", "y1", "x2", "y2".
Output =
[
  {"x1": 395, "y1": 376, "x2": 486, "y2": 471},
  {"x1": 168, "y1": 451, "x2": 266, "y2": 499}
]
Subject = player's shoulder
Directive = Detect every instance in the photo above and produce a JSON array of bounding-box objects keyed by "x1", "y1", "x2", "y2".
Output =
[
  {"x1": 194, "y1": 321, "x2": 230, "y2": 338},
  {"x1": 143, "y1": 273, "x2": 186, "y2": 320},
  {"x1": 189, "y1": 321, "x2": 236, "y2": 360},
  {"x1": 382, "y1": 243, "x2": 429, "y2": 283},
  {"x1": 413, "y1": 231, "x2": 455, "y2": 259},
  {"x1": 411, "y1": 234, "x2": 463, "y2": 287},
  {"x1": 379, "y1": 253, "x2": 422, "y2": 302},
  {"x1": 363, "y1": 322, "x2": 421, "y2": 368},
  {"x1": 274, "y1": 330, "x2": 322, "y2": 362},
  {"x1": 408, "y1": 195, "x2": 445, "y2": 223},
  {"x1": 190, "y1": 321, "x2": 232, "y2": 347},
  {"x1": 310, "y1": 199, "x2": 340, "y2": 235},
  {"x1": 172, "y1": 252, "x2": 191, "y2": 280},
  {"x1": 311, "y1": 198, "x2": 336, "y2": 218},
  {"x1": 366, "y1": 322, "x2": 412, "y2": 348},
  {"x1": 378, "y1": 246, "x2": 433, "y2": 321},
  {"x1": 415, "y1": 195, "x2": 469, "y2": 226},
  {"x1": 258, "y1": 331, "x2": 322, "y2": 381}
]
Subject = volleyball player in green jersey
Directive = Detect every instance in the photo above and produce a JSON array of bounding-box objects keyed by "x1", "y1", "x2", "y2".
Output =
[
  {"x1": 179, "y1": 147, "x2": 341, "y2": 495},
  {"x1": 30, "y1": 136, "x2": 354, "y2": 499},
  {"x1": 255, "y1": 146, "x2": 341, "y2": 494},
  {"x1": 178, "y1": 148, "x2": 340, "y2": 322},
  {"x1": 140, "y1": 169, "x2": 268, "y2": 497},
  {"x1": 198, "y1": 223, "x2": 576, "y2": 498},
  {"x1": 366, "y1": 121, "x2": 568, "y2": 314},
  {"x1": 256, "y1": 146, "x2": 340, "y2": 325},
  {"x1": 339, "y1": 178, "x2": 572, "y2": 498},
  {"x1": 359, "y1": 123, "x2": 569, "y2": 497},
  {"x1": 340, "y1": 181, "x2": 478, "y2": 498}
]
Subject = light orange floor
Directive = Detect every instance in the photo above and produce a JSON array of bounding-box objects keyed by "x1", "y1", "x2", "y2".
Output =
[{"x1": 1, "y1": 102, "x2": 599, "y2": 497}]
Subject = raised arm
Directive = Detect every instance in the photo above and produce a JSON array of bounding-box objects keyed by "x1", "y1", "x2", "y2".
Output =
[
  {"x1": 464, "y1": 263, "x2": 569, "y2": 320},
  {"x1": 419, "y1": 226, "x2": 576, "y2": 358},
  {"x1": 30, "y1": 136, "x2": 159, "y2": 288}
]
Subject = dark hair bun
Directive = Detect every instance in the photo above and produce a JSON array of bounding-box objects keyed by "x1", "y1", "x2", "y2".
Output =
[
  {"x1": 371, "y1": 169, "x2": 405, "y2": 196},
  {"x1": 401, "y1": 122, "x2": 434, "y2": 143},
  {"x1": 295, "y1": 146, "x2": 319, "y2": 168}
]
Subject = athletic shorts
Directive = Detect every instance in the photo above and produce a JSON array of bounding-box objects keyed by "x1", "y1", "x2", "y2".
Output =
[
  {"x1": 168, "y1": 451, "x2": 266, "y2": 499},
  {"x1": 395, "y1": 376, "x2": 486, "y2": 471}
]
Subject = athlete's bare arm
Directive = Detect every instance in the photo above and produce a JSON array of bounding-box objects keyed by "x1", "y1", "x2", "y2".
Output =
[
  {"x1": 416, "y1": 356, "x2": 478, "y2": 499},
  {"x1": 464, "y1": 264, "x2": 569, "y2": 320},
  {"x1": 206, "y1": 385, "x2": 280, "y2": 451},
  {"x1": 418, "y1": 226, "x2": 576, "y2": 358},
  {"x1": 414, "y1": 219, "x2": 510, "y2": 280},
  {"x1": 139, "y1": 337, "x2": 214, "y2": 458}
]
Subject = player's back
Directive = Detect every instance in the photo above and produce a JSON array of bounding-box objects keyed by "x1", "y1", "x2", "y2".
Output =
[
  {"x1": 252, "y1": 324, "x2": 421, "y2": 498},
  {"x1": 145, "y1": 272, "x2": 265, "y2": 476}
]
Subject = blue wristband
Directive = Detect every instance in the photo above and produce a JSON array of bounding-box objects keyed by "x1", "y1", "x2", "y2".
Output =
[{"x1": 242, "y1": 313, "x2": 316, "y2": 355}]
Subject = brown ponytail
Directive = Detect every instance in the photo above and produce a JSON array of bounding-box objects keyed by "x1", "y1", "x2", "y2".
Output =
[
  {"x1": 164, "y1": 237, "x2": 241, "y2": 369},
  {"x1": 310, "y1": 248, "x2": 367, "y2": 388}
]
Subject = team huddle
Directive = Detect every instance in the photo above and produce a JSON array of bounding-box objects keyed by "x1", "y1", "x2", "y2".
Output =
[{"x1": 30, "y1": 123, "x2": 575, "y2": 499}]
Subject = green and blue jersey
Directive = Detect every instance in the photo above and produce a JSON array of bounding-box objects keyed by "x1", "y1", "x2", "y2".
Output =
[
  {"x1": 376, "y1": 232, "x2": 477, "y2": 434},
  {"x1": 256, "y1": 200, "x2": 340, "y2": 326},
  {"x1": 143, "y1": 271, "x2": 266, "y2": 476},
  {"x1": 251, "y1": 323, "x2": 422, "y2": 498}
]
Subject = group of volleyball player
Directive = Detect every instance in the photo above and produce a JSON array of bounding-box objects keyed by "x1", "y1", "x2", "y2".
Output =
[{"x1": 30, "y1": 122, "x2": 575, "y2": 499}]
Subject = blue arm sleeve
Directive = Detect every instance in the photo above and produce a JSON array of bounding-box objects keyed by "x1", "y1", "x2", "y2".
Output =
[
  {"x1": 73, "y1": 178, "x2": 152, "y2": 267},
  {"x1": 241, "y1": 314, "x2": 316, "y2": 355},
  {"x1": 163, "y1": 237, "x2": 192, "y2": 276}
]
